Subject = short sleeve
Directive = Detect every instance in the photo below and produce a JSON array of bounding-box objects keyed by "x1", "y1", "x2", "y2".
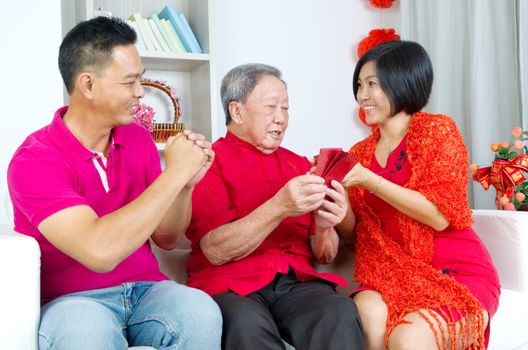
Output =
[
  {"x1": 186, "y1": 159, "x2": 238, "y2": 243},
  {"x1": 8, "y1": 149, "x2": 88, "y2": 228}
]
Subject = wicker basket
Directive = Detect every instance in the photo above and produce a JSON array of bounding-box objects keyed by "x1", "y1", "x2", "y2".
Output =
[{"x1": 141, "y1": 79, "x2": 185, "y2": 143}]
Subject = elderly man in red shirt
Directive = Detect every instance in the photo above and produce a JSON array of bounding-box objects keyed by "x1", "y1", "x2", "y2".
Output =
[{"x1": 186, "y1": 63, "x2": 365, "y2": 350}]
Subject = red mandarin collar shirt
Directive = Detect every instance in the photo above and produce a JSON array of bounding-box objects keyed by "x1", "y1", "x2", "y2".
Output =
[{"x1": 186, "y1": 131, "x2": 347, "y2": 296}]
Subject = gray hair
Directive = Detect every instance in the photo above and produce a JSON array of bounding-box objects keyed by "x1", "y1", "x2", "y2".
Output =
[{"x1": 220, "y1": 63, "x2": 286, "y2": 125}]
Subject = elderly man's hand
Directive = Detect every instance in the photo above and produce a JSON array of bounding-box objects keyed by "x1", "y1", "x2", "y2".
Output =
[
  {"x1": 311, "y1": 228, "x2": 339, "y2": 264},
  {"x1": 275, "y1": 174, "x2": 327, "y2": 217},
  {"x1": 315, "y1": 180, "x2": 347, "y2": 229}
]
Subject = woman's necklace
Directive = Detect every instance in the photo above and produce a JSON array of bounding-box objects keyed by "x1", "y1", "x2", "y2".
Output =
[{"x1": 379, "y1": 138, "x2": 400, "y2": 156}]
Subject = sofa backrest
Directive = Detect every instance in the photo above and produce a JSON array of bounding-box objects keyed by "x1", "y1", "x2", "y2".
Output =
[{"x1": 153, "y1": 210, "x2": 528, "y2": 296}]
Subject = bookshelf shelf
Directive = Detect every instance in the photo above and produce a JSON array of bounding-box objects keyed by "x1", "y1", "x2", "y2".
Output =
[
  {"x1": 61, "y1": 0, "x2": 218, "y2": 141},
  {"x1": 139, "y1": 52, "x2": 210, "y2": 71}
]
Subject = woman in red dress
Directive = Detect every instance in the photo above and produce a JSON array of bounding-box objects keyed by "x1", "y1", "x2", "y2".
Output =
[{"x1": 338, "y1": 40, "x2": 500, "y2": 349}]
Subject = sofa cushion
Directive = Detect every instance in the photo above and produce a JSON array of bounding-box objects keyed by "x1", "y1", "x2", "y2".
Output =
[{"x1": 488, "y1": 288, "x2": 528, "y2": 350}]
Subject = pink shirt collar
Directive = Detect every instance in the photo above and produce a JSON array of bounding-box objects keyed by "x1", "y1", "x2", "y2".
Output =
[{"x1": 48, "y1": 106, "x2": 127, "y2": 163}]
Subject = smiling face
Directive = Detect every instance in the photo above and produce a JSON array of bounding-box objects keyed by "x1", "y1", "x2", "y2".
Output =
[
  {"x1": 230, "y1": 75, "x2": 289, "y2": 154},
  {"x1": 91, "y1": 45, "x2": 145, "y2": 127},
  {"x1": 356, "y1": 60, "x2": 393, "y2": 127}
]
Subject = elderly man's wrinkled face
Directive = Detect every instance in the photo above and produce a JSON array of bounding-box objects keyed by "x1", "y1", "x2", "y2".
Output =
[{"x1": 237, "y1": 75, "x2": 289, "y2": 154}]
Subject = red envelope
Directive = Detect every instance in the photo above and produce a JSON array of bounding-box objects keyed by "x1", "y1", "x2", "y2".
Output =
[{"x1": 315, "y1": 148, "x2": 357, "y2": 186}]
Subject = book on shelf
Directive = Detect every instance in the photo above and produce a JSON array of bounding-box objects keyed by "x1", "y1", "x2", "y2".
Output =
[
  {"x1": 141, "y1": 18, "x2": 162, "y2": 51},
  {"x1": 177, "y1": 12, "x2": 202, "y2": 54},
  {"x1": 158, "y1": 5, "x2": 195, "y2": 53},
  {"x1": 150, "y1": 14, "x2": 176, "y2": 52},
  {"x1": 126, "y1": 20, "x2": 146, "y2": 51},
  {"x1": 160, "y1": 19, "x2": 186, "y2": 53},
  {"x1": 128, "y1": 13, "x2": 154, "y2": 51},
  {"x1": 148, "y1": 18, "x2": 170, "y2": 52}
]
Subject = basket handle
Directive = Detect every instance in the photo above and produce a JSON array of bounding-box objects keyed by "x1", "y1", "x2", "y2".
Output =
[{"x1": 141, "y1": 80, "x2": 181, "y2": 124}]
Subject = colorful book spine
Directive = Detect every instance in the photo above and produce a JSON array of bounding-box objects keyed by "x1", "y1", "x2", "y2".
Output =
[
  {"x1": 178, "y1": 13, "x2": 202, "y2": 53},
  {"x1": 148, "y1": 18, "x2": 170, "y2": 52},
  {"x1": 160, "y1": 19, "x2": 186, "y2": 53},
  {"x1": 128, "y1": 13, "x2": 153, "y2": 51},
  {"x1": 150, "y1": 14, "x2": 176, "y2": 52},
  {"x1": 158, "y1": 5, "x2": 193, "y2": 52},
  {"x1": 141, "y1": 18, "x2": 162, "y2": 51}
]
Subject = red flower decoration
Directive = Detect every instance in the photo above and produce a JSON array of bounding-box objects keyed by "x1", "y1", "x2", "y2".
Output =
[
  {"x1": 369, "y1": 0, "x2": 395, "y2": 9},
  {"x1": 357, "y1": 28, "x2": 400, "y2": 58},
  {"x1": 132, "y1": 103, "x2": 155, "y2": 132}
]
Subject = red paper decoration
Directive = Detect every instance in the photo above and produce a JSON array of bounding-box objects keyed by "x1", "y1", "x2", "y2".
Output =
[
  {"x1": 356, "y1": 0, "x2": 399, "y2": 127},
  {"x1": 357, "y1": 28, "x2": 400, "y2": 58},
  {"x1": 473, "y1": 156, "x2": 528, "y2": 208},
  {"x1": 369, "y1": 0, "x2": 395, "y2": 9},
  {"x1": 356, "y1": 28, "x2": 399, "y2": 127}
]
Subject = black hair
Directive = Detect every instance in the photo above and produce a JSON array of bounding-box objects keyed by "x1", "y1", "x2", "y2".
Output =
[
  {"x1": 352, "y1": 40, "x2": 433, "y2": 116},
  {"x1": 58, "y1": 16, "x2": 137, "y2": 93}
]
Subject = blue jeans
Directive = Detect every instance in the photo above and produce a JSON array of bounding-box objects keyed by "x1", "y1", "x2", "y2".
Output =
[{"x1": 39, "y1": 280, "x2": 222, "y2": 350}]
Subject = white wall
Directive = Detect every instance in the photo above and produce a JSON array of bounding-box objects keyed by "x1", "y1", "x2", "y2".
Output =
[
  {"x1": 0, "y1": 0, "x2": 399, "y2": 226},
  {"x1": 211, "y1": 0, "x2": 400, "y2": 156},
  {"x1": 0, "y1": 0, "x2": 64, "y2": 225}
]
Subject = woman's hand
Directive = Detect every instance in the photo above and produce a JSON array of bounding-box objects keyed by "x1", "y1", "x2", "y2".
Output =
[
  {"x1": 341, "y1": 162, "x2": 377, "y2": 190},
  {"x1": 342, "y1": 162, "x2": 450, "y2": 231}
]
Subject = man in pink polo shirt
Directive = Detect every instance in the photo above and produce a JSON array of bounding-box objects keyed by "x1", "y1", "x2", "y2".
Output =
[{"x1": 7, "y1": 16, "x2": 221, "y2": 350}]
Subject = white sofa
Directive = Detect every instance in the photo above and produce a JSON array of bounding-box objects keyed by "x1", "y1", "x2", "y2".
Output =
[{"x1": 1, "y1": 210, "x2": 528, "y2": 349}]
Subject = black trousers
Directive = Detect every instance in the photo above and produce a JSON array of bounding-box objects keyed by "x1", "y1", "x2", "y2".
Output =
[{"x1": 212, "y1": 270, "x2": 365, "y2": 350}]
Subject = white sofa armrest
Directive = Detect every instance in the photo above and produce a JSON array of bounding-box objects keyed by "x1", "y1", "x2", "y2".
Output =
[
  {"x1": 472, "y1": 209, "x2": 528, "y2": 350},
  {"x1": 0, "y1": 225, "x2": 40, "y2": 350},
  {"x1": 472, "y1": 209, "x2": 528, "y2": 293}
]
